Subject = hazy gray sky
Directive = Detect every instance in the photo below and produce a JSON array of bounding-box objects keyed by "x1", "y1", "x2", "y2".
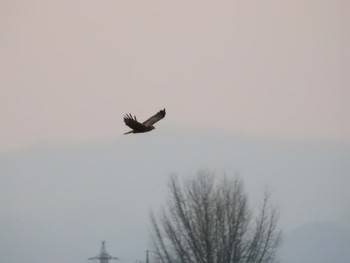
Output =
[
  {"x1": 1, "y1": 2, "x2": 350, "y2": 262},
  {"x1": 1, "y1": 0, "x2": 350, "y2": 151}
]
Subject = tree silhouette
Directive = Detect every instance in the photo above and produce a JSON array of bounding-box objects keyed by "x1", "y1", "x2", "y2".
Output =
[{"x1": 150, "y1": 171, "x2": 281, "y2": 263}]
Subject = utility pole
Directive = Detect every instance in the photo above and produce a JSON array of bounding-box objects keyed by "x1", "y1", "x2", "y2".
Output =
[
  {"x1": 89, "y1": 241, "x2": 118, "y2": 263},
  {"x1": 146, "y1": 250, "x2": 149, "y2": 263}
]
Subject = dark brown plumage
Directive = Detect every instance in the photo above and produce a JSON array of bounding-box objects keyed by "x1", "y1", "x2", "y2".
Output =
[{"x1": 123, "y1": 109, "x2": 166, "y2": 134}]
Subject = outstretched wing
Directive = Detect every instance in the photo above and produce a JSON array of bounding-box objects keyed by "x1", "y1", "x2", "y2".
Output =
[
  {"x1": 124, "y1": 114, "x2": 147, "y2": 132},
  {"x1": 142, "y1": 109, "x2": 166, "y2": 127}
]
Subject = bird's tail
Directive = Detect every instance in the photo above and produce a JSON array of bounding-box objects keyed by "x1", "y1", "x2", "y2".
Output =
[{"x1": 123, "y1": 131, "x2": 133, "y2": 135}]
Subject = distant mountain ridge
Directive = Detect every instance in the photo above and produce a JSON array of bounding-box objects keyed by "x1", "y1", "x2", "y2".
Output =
[
  {"x1": 279, "y1": 222, "x2": 350, "y2": 263},
  {"x1": 1, "y1": 130, "x2": 349, "y2": 263}
]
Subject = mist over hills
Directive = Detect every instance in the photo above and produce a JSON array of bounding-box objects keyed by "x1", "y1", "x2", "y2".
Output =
[
  {"x1": 1, "y1": 130, "x2": 349, "y2": 263},
  {"x1": 279, "y1": 222, "x2": 350, "y2": 263}
]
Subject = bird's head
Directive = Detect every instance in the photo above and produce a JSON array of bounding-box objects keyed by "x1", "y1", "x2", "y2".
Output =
[{"x1": 150, "y1": 126, "x2": 155, "y2": 130}]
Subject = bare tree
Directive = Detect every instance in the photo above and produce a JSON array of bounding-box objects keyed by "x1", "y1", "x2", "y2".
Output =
[{"x1": 150, "y1": 171, "x2": 281, "y2": 263}]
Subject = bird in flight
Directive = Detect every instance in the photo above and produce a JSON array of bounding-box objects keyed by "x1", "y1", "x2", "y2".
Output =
[{"x1": 123, "y1": 109, "x2": 166, "y2": 134}]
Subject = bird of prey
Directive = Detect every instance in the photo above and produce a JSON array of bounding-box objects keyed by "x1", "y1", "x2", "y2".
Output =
[{"x1": 123, "y1": 109, "x2": 166, "y2": 134}]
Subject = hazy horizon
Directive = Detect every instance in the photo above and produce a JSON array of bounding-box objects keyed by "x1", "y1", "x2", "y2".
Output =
[{"x1": 1, "y1": 130, "x2": 350, "y2": 263}]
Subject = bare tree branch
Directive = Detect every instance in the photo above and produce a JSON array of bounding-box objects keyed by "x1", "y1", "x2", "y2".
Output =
[{"x1": 150, "y1": 171, "x2": 281, "y2": 263}]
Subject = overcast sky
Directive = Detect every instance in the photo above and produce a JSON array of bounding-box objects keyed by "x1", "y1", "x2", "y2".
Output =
[
  {"x1": 1, "y1": 1, "x2": 350, "y2": 262},
  {"x1": 1, "y1": 0, "x2": 350, "y2": 152}
]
